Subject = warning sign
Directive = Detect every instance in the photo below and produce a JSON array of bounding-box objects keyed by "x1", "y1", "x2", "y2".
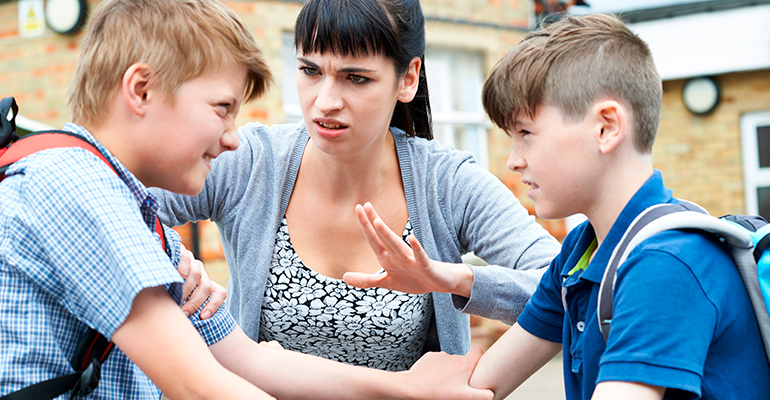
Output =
[{"x1": 18, "y1": 0, "x2": 46, "y2": 38}]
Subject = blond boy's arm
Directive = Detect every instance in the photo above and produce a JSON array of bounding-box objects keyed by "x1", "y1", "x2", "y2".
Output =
[
  {"x1": 209, "y1": 327, "x2": 494, "y2": 400},
  {"x1": 111, "y1": 286, "x2": 273, "y2": 400},
  {"x1": 591, "y1": 382, "x2": 665, "y2": 400},
  {"x1": 470, "y1": 323, "x2": 561, "y2": 400}
]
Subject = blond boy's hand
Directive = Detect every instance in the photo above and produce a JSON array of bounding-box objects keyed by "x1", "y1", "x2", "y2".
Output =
[
  {"x1": 401, "y1": 347, "x2": 494, "y2": 400},
  {"x1": 177, "y1": 244, "x2": 227, "y2": 319},
  {"x1": 344, "y1": 202, "x2": 473, "y2": 298}
]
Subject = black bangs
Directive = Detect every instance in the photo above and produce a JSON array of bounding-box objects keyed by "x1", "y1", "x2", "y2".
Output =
[{"x1": 294, "y1": 0, "x2": 399, "y2": 59}]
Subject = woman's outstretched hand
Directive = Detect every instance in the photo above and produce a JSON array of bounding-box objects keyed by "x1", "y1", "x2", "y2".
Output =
[{"x1": 343, "y1": 202, "x2": 474, "y2": 297}]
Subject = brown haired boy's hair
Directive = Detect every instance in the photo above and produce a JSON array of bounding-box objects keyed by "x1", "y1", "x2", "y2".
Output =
[
  {"x1": 483, "y1": 13, "x2": 662, "y2": 153},
  {"x1": 67, "y1": 0, "x2": 272, "y2": 128}
]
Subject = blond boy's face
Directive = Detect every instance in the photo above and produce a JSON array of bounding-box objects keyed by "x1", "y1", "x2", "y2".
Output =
[
  {"x1": 507, "y1": 104, "x2": 600, "y2": 220},
  {"x1": 139, "y1": 63, "x2": 246, "y2": 195}
]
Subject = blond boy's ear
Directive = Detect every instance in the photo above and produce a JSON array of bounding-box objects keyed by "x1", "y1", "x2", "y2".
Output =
[
  {"x1": 397, "y1": 57, "x2": 421, "y2": 103},
  {"x1": 122, "y1": 63, "x2": 154, "y2": 117},
  {"x1": 594, "y1": 100, "x2": 630, "y2": 155}
]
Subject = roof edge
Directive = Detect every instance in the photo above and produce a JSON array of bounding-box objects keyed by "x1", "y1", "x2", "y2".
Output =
[{"x1": 617, "y1": 0, "x2": 770, "y2": 23}]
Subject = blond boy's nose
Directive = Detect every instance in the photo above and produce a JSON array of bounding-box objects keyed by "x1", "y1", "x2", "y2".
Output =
[{"x1": 221, "y1": 128, "x2": 239, "y2": 152}]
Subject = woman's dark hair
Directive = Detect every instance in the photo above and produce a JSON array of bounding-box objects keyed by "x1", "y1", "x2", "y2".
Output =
[{"x1": 295, "y1": 0, "x2": 433, "y2": 140}]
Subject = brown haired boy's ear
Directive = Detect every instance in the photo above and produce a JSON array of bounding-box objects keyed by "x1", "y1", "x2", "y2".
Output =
[
  {"x1": 397, "y1": 57, "x2": 421, "y2": 103},
  {"x1": 595, "y1": 100, "x2": 629, "y2": 155},
  {"x1": 122, "y1": 63, "x2": 154, "y2": 117}
]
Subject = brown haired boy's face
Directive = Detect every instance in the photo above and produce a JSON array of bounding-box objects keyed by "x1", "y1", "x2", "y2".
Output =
[
  {"x1": 138, "y1": 63, "x2": 246, "y2": 195},
  {"x1": 506, "y1": 104, "x2": 600, "y2": 220}
]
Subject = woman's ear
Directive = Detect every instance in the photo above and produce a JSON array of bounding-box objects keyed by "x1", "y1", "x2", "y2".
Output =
[
  {"x1": 594, "y1": 100, "x2": 629, "y2": 154},
  {"x1": 122, "y1": 63, "x2": 154, "y2": 117},
  {"x1": 397, "y1": 57, "x2": 421, "y2": 103}
]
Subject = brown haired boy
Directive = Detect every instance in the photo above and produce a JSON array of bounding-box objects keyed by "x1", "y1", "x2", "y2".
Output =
[
  {"x1": 468, "y1": 13, "x2": 770, "y2": 400},
  {"x1": 0, "y1": 0, "x2": 492, "y2": 399}
]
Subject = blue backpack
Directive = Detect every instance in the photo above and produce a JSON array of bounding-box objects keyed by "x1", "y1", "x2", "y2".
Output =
[{"x1": 597, "y1": 200, "x2": 770, "y2": 366}]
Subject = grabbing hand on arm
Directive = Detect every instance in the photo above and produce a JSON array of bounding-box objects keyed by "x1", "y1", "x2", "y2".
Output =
[
  {"x1": 210, "y1": 327, "x2": 493, "y2": 400},
  {"x1": 343, "y1": 202, "x2": 474, "y2": 297},
  {"x1": 111, "y1": 286, "x2": 272, "y2": 399},
  {"x1": 176, "y1": 244, "x2": 227, "y2": 320}
]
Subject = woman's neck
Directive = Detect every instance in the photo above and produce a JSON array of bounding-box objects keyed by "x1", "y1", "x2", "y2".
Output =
[{"x1": 299, "y1": 130, "x2": 402, "y2": 205}]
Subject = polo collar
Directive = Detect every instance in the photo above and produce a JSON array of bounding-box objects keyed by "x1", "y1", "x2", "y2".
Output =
[{"x1": 567, "y1": 170, "x2": 674, "y2": 283}]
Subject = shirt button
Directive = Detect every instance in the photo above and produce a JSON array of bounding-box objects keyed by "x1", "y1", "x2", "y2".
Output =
[{"x1": 576, "y1": 321, "x2": 585, "y2": 332}]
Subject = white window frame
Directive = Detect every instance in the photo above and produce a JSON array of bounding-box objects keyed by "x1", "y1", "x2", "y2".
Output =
[
  {"x1": 281, "y1": 32, "x2": 302, "y2": 123},
  {"x1": 740, "y1": 111, "x2": 770, "y2": 216},
  {"x1": 425, "y1": 47, "x2": 489, "y2": 169}
]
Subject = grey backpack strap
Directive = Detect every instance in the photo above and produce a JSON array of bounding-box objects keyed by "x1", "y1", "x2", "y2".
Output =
[{"x1": 597, "y1": 201, "x2": 724, "y2": 342}]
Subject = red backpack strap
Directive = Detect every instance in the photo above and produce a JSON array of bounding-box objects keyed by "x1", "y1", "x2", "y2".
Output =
[{"x1": 0, "y1": 131, "x2": 116, "y2": 178}]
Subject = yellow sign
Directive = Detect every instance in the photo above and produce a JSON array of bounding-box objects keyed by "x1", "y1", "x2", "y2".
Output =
[{"x1": 19, "y1": 0, "x2": 46, "y2": 38}]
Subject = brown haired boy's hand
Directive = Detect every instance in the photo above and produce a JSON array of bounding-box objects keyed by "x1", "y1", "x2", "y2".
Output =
[
  {"x1": 345, "y1": 202, "x2": 474, "y2": 298},
  {"x1": 177, "y1": 244, "x2": 227, "y2": 320}
]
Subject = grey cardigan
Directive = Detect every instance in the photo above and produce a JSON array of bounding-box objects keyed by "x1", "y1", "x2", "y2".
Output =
[{"x1": 151, "y1": 122, "x2": 560, "y2": 355}]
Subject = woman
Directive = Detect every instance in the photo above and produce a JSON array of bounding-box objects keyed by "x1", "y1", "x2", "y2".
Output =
[{"x1": 152, "y1": 0, "x2": 559, "y2": 371}]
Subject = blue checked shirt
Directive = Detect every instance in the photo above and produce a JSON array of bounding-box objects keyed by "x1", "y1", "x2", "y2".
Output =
[{"x1": 0, "y1": 123, "x2": 236, "y2": 399}]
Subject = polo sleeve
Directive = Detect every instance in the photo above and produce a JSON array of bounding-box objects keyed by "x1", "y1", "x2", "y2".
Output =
[
  {"x1": 597, "y1": 247, "x2": 716, "y2": 396},
  {"x1": 14, "y1": 149, "x2": 182, "y2": 339}
]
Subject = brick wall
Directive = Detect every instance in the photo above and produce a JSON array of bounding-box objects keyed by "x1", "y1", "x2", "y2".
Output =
[{"x1": 654, "y1": 69, "x2": 770, "y2": 216}]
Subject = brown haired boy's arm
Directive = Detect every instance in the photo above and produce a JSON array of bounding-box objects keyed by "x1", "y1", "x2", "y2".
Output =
[
  {"x1": 209, "y1": 327, "x2": 494, "y2": 400},
  {"x1": 591, "y1": 382, "x2": 664, "y2": 400},
  {"x1": 111, "y1": 286, "x2": 274, "y2": 399},
  {"x1": 470, "y1": 323, "x2": 561, "y2": 400}
]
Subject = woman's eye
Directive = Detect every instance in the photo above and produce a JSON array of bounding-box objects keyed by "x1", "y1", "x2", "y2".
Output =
[{"x1": 349, "y1": 74, "x2": 369, "y2": 85}]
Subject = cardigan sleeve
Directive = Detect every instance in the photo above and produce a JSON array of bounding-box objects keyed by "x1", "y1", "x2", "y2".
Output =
[{"x1": 444, "y1": 157, "x2": 561, "y2": 324}]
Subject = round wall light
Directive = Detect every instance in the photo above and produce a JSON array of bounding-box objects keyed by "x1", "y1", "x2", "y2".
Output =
[
  {"x1": 45, "y1": 0, "x2": 88, "y2": 35},
  {"x1": 682, "y1": 76, "x2": 720, "y2": 115}
]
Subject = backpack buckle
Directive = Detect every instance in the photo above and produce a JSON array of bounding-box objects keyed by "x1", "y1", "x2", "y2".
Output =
[
  {"x1": 0, "y1": 97, "x2": 19, "y2": 148},
  {"x1": 69, "y1": 359, "x2": 102, "y2": 399}
]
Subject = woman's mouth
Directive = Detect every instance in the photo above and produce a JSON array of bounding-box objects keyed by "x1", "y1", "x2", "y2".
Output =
[
  {"x1": 318, "y1": 121, "x2": 345, "y2": 129},
  {"x1": 315, "y1": 120, "x2": 347, "y2": 139}
]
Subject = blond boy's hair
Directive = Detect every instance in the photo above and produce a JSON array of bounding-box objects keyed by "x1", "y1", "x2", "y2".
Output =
[
  {"x1": 483, "y1": 13, "x2": 661, "y2": 153},
  {"x1": 67, "y1": 0, "x2": 272, "y2": 128}
]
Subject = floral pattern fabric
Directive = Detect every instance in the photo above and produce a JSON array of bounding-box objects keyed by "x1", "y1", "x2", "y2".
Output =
[{"x1": 259, "y1": 218, "x2": 433, "y2": 371}]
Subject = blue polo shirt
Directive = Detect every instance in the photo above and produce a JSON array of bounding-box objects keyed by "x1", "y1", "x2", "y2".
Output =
[{"x1": 517, "y1": 170, "x2": 770, "y2": 399}]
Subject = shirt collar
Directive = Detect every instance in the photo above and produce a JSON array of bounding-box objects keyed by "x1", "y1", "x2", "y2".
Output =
[
  {"x1": 569, "y1": 170, "x2": 675, "y2": 283},
  {"x1": 62, "y1": 123, "x2": 158, "y2": 212}
]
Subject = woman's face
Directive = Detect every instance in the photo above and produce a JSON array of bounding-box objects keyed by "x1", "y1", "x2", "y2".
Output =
[{"x1": 297, "y1": 50, "x2": 414, "y2": 157}]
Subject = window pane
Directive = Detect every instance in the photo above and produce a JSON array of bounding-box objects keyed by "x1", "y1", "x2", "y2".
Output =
[
  {"x1": 281, "y1": 32, "x2": 301, "y2": 122},
  {"x1": 757, "y1": 186, "x2": 770, "y2": 220},
  {"x1": 756, "y1": 125, "x2": 770, "y2": 168}
]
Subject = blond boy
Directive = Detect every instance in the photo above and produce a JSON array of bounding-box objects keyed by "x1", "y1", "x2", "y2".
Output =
[
  {"x1": 466, "y1": 13, "x2": 770, "y2": 400},
  {"x1": 0, "y1": 0, "x2": 491, "y2": 399}
]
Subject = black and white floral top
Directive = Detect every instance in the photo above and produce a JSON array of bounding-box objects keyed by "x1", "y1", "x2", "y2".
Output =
[{"x1": 259, "y1": 218, "x2": 433, "y2": 371}]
